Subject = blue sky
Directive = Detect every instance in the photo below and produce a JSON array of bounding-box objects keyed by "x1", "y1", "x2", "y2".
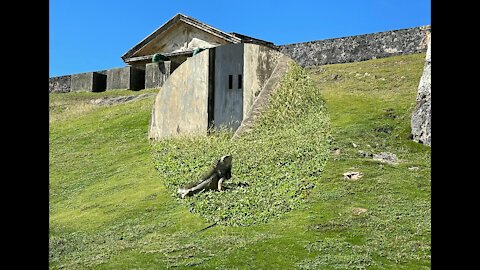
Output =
[{"x1": 49, "y1": 0, "x2": 430, "y2": 77}]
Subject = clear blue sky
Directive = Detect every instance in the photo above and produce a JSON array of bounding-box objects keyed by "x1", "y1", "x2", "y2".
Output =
[{"x1": 49, "y1": 0, "x2": 430, "y2": 77}]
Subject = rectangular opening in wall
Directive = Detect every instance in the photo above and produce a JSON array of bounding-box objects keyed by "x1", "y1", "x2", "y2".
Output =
[
  {"x1": 228, "y1": 75, "x2": 233, "y2": 89},
  {"x1": 238, "y1": 74, "x2": 242, "y2": 89}
]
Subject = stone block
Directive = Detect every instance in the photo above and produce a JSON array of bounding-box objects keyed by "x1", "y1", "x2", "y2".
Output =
[
  {"x1": 106, "y1": 66, "x2": 145, "y2": 91},
  {"x1": 70, "y1": 72, "x2": 106, "y2": 92}
]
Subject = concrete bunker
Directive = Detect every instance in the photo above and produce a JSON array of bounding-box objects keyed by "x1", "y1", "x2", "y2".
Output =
[
  {"x1": 148, "y1": 43, "x2": 292, "y2": 140},
  {"x1": 106, "y1": 66, "x2": 145, "y2": 91},
  {"x1": 70, "y1": 72, "x2": 106, "y2": 92}
]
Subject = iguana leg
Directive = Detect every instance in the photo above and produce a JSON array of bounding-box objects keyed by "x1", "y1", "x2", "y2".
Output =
[
  {"x1": 187, "y1": 175, "x2": 215, "y2": 196},
  {"x1": 218, "y1": 178, "x2": 224, "y2": 191}
]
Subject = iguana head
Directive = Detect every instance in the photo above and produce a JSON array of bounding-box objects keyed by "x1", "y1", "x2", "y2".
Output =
[{"x1": 219, "y1": 155, "x2": 233, "y2": 167}]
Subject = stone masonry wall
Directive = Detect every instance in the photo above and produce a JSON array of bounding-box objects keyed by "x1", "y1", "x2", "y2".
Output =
[
  {"x1": 49, "y1": 75, "x2": 71, "y2": 93},
  {"x1": 279, "y1": 25, "x2": 431, "y2": 67}
]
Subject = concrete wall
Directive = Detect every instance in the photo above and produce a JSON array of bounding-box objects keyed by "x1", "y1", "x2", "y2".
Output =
[
  {"x1": 71, "y1": 72, "x2": 106, "y2": 92},
  {"x1": 280, "y1": 25, "x2": 431, "y2": 67},
  {"x1": 243, "y1": 44, "x2": 282, "y2": 119},
  {"x1": 49, "y1": 75, "x2": 71, "y2": 93},
  {"x1": 213, "y1": 43, "x2": 244, "y2": 130},
  {"x1": 233, "y1": 54, "x2": 295, "y2": 139},
  {"x1": 145, "y1": 61, "x2": 180, "y2": 89},
  {"x1": 148, "y1": 49, "x2": 210, "y2": 140},
  {"x1": 106, "y1": 66, "x2": 145, "y2": 91},
  {"x1": 148, "y1": 43, "x2": 292, "y2": 140}
]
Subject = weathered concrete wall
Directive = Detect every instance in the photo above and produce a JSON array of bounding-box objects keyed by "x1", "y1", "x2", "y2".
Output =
[
  {"x1": 233, "y1": 55, "x2": 295, "y2": 139},
  {"x1": 106, "y1": 66, "x2": 145, "y2": 91},
  {"x1": 49, "y1": 75, "x2": 71, "y2": 93},
  {"x1": 71, "y1": 72, "x2": 106, "y2": 92},
  {"x1": 148, "y1": 43, "x2": 293, "y2": 140},
  {"x1": 214, "y1": 43, "x2": 244, "y2": 130},
  {"x1": 243, "y1": 43, "x2": 282, "y2": 119},
  {"x1": 145, "y1": 61, "x2": 179, "y2": 89},
  {"x1": 148, "y1": 50, "x2": 210, "y2": 140},
  {"x1": 280, "y1": 25, "x2": 431, "y2": 67},
  {"x1": 411, "y1": 33, "x2": 431, "y2": 146}
]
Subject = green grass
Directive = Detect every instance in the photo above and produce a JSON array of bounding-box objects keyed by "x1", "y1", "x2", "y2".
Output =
[
  {"x1": 49, "y1": 53, "x2": 430, "y2": 269},
  {"x1": 152, "y1": 64, "x2": 331, "y2": 226}
]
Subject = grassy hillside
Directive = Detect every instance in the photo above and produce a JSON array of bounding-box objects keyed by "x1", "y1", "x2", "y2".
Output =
[{"x1": 49, "y1": 53, "x2": 430, "y2": 269}]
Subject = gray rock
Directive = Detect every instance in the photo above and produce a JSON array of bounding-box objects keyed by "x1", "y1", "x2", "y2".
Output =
[
  {"x1": 358, "y1": 150, "x2": 373, "y2": 157},
  {"x1": 372, "y1": 152, "x2": 400, "y2": 164},
  {"x1": 411, "y1": 34, "x2": 431, "y2": 146}
]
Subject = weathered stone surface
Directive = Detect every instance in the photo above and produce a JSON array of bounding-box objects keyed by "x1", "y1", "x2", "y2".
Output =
[
  {"x1": 280, "y1": 25, "x2": 431, "y2": 67},
  {"x1": 243, "y1": 44, "x2": 283, "y2": 120},
  {"x1": 49, "y1": 75, "x2": 71, "y2": 93},
  {"x1": 411, "y1": 34, "x2": 431, "y2": 146},
  {"x1": 148, "y1": 49, "x2": 210, "y2": 140},
  {"x1": 372, "y1": 152, "x2": 400, "y2": 165},
  {"x1": 71, "y1": 72, "x2": 106, "y2": 92},
  {"x1": 90, "y1": 93, "x2": 156, "y2": 106},
  {"x1": 145, "y1": 61, "x2": 179, "y2": 89},
  {"x1": 106, "y1": 66, "x2": 145, "y2": 91},
  {"x1": 233, "y1": 54, "x2": 294, "y2": 139}
]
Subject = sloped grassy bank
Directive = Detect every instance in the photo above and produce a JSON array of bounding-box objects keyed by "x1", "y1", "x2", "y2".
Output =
[
  {"x1": 50, "y1": 54, "x2": 429, "y2": 269},
  {"x1": 151, "y1": 63, "x2": 332, "y2": 226}
]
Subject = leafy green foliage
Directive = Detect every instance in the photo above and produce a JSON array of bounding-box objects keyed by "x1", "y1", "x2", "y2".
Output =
[{"x1": 152, "y1": 64, "x2": 331, "y2": 226}]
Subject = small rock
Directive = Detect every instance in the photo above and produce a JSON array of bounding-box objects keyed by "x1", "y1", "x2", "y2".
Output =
[
  {"x1": 358, "y1": 150, "x2": 373, "y2": 157},
  {"x1": 352, "y1": 208, "x2": 367, "y2": 215},
  {"x1": 408, "y1": 166, "x2": 420, "y2": 171},
  {"x1": 332, "y1": 148, "x2": 341, "y2": 155},
  {"x1": 331, "y1": 74, "x2": 340, "y2": 80},
  {"x1": 352, "y1": 143, "x2": 358, "y2": 148},
  {"x1": 372, "y1": 152, "x2": 399, "y2": 165},
  {"x1": 343, "y1": 171, "x2": 363, "y2": 180}
]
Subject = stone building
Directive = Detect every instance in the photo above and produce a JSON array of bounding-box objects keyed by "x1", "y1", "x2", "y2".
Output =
[
  {"x1": 121, "y1": 13, "x2": 275, "y2": 70},
  {"x1": 121, "y1": 13, "x2": 275, "y2": 90}
]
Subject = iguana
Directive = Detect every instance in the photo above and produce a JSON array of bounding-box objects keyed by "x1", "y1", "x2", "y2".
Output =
[{"x1": 177, "y1": 155, "x2": 233, "y2": 198}]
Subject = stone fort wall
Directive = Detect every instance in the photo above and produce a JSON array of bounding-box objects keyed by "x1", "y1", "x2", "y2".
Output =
[{"x1": 279, "y1": 25, "x2": 430, "y2": 67}]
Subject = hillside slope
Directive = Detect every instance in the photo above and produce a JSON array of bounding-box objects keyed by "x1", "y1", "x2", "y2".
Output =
[{"x1": 49, "y1": 53, "x2": 430, "y2": 269}]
